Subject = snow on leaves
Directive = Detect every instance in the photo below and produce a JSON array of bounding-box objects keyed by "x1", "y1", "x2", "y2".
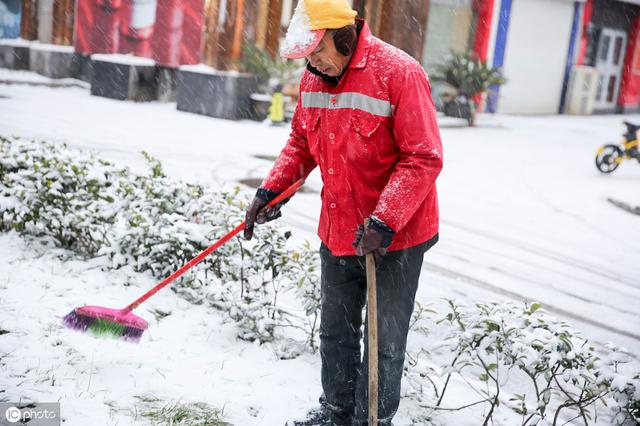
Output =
[
  {"x1": 405, "y1": 300, "x2": 640, "y2": 425},
  {"x1": 0, "y1": 135, "x2": 121, "y2": 257},
  {"x1": 0, "y1": 135, "x2": 321, "y2": 349}
]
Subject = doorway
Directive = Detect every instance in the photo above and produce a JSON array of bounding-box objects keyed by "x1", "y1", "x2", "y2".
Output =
[{"x1": 594, "y1": 28, "x2": 627, "y2": 111}]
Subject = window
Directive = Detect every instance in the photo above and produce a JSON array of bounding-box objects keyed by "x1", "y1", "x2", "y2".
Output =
[
  {"x1": 596, "y1": 75, "x2": 604, "y2": 101},
  {"x1": 606, "y1": 75, "x2": 617, "y2": 102},
  {"x1": 613, "y1": 36, "x2": 624, "y2": 65},
  {"x1": 600, "y1": 35, "x2": 611, "y2": 61}
]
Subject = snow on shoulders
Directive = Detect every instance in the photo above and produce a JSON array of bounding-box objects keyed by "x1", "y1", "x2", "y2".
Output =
[{"x1": 371, "y1": 36, "x2": 423, "y2": 75}]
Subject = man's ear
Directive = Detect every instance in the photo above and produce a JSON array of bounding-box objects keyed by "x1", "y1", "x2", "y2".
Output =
[{"x1": 333, "y1": 25, "x2": 358, "y2": 56}]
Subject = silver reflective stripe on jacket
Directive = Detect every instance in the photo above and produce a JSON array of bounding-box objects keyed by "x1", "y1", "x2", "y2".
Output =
[{"x1": 301, "y1": 91, "x2": 393, "y2": 117}]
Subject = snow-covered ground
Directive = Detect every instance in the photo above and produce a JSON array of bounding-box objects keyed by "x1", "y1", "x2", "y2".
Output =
[{"x1": 0, "y1": 70, "x2": 639, "y2": 425}]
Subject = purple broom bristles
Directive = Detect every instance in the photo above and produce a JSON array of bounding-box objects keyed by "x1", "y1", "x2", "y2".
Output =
[
  {"x1": 62, "y1": 310, "x2": 94, "y2": 332},
  {"x1": 122, "y1": 326, "x2": 145, "y2": 342},
  {"x1": 62, "y1": 309, "x2": 146, "y2": 343}
]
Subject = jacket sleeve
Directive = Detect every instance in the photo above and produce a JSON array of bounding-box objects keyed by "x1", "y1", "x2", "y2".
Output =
[
  {"x1": 372, "y1": 69, "x2": 443, "y2": 233},
  {"x1": 261, "y1": 96, "x2": 318, "y2": 193}
]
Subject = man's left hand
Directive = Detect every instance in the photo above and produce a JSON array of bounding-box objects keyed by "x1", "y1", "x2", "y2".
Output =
[
  {"x1": 244, "y1": 188, "x2": 288, "y2": 240},
  {"x1": 353, "y1": 216, "x2": 395, "y2": 258}
]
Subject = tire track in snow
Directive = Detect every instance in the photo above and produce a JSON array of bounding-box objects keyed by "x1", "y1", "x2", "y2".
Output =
[
  {"x1": 443, "y1": 235, "x2": 639, "y2": 299},
  {"x1": 435, "y1": 248, "x2": 638, "y2": 319},
  {"x1": 424, "y1": 262, "x2": 640, "y2": 344},
  {"x1": 443, "y1": 219, "x2": 640, "y2": 289},
  {"x1": 520, "y1": 174, "x2": 639, "y2": 252}
]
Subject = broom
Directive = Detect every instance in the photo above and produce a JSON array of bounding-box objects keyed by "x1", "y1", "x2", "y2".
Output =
[{"x1": 62, "y1": 179, "x2": 305, "y2": 342}]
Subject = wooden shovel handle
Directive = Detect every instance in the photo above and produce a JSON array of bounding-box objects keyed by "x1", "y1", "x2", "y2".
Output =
[{"x1": 366, "y1": 250, "x2": 378, "y2": 426}]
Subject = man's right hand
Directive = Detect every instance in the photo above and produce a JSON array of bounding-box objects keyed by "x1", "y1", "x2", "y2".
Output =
[{"x1": 243, "y1": 188, "x2": 287, "y2": 240}]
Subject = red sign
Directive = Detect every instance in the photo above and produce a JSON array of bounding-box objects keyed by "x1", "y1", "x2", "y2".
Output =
[
  {"x1": 633, "y1": 32, "x2": 640, "y2": 76},
  {"x1": 74, "y1": 0, "x2": 204, "y2": 67}
]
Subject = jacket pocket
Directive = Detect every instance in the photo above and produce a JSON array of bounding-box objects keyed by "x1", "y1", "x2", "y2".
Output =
[
  {"x1": 348, "y1": 112, "x2": 383, "y2": 163},
  {"x1": 350, "y1": 112, "x2": 381, "y2": 139}
]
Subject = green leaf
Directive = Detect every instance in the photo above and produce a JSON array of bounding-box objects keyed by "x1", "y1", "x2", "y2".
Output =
[
  {"x1": 528, "y1": 302, "x2": 541, "y2": 314},
  {"x1": 485, "y1": 321, "x2": 500, "y2": 332}
]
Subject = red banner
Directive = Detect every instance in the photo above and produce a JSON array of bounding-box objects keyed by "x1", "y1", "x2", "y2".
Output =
[{"x1": 74, "y1": 0, "x2": 204, "y2": 67}]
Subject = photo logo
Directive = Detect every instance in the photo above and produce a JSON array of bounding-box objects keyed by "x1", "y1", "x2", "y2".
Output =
[
  {"x1": 4, "y1": 406, "x2": 20, "y2": 423},
  {"x1": 1, "y1": 403, "x2": 59, "y2": 425}
]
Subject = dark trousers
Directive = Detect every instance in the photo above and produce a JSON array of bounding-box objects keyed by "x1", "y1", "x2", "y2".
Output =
[{"x1": 318, "y1": 235, "x2": 437, "y2": 425}]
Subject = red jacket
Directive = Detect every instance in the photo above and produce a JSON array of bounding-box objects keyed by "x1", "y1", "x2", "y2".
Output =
[{"x1": 262, "y1": 20, "x2": 443, "y2": 256}]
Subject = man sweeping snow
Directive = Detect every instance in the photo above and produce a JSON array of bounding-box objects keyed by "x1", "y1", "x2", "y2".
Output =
[{"x1": 244, "y1": 1, "x2": 443, "y2": 424}]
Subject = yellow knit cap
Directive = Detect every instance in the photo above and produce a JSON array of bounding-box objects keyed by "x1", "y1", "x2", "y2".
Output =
[{"x1": 304, "y1": 0, "x2": 357, "y2": 30}]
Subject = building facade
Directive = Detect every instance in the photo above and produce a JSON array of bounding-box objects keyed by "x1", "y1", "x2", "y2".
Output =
[
  {"x1": 2, "y1": 0, "x2": 640, "y2": 115},
  {"x1": 354, "y1": 0, "x2": 640, "y2": 115},
  {"x1": 578, "y1": 0, "x2": 640, "y2": 113}
]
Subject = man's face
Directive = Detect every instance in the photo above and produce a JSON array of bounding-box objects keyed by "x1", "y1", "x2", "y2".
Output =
[{"x1": 306, "y1": 31, "x2": 350, "y2": 77}]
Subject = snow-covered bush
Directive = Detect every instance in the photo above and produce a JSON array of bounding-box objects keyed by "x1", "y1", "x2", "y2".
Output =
[
  {"x1": 0, "y1": 135, "x2": 121, "y2": 257},
  {"x1": 0, "y1": 136, "x2": 322, "y2": 347},
  {"x1": 101, "y1": 151, "x2": 209, "y2": 281},
  {"x1": 597, "y1": 345, "x2": 640, "y2": 425},
  {"x1": 287, "y1": 240, "x2": 322, "y2": 351},
  {"x1": 427, "y1": 300, "x2": 640, "y2": 425},
  {"x1": 403, "y1": 301, "x2": 439, "y2": 405},
  {"x1": 216, "y1": 222, "x2": 295, "y2": 343}
]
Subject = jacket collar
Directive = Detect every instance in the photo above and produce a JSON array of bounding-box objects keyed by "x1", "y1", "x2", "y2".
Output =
[{"x1": 348, "y1": 19, "x2": 372, "y2": 70}]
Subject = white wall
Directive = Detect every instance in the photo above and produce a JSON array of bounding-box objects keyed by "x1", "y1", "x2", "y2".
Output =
[
  {"x1": 497, "y1": 0, "x2": 575, "y2": 114},
  {"x1": 486, "y1": 0, "x2": 503, "y2": 67},
  {"x1": 37, "y1": 0, "x2": 54, "y2": 44}
]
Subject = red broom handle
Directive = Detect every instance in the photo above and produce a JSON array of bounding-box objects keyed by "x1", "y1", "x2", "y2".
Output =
[{"x1": 124, "y1": 179, "x2": 305, "y2": 312}]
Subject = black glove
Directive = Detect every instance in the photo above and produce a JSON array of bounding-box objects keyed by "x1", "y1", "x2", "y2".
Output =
[
  {"x1": 352, "y1": 216, "x2": 395, "y2": 259},
  {"x1": 244, "y1": 188, "x2": 289, "y2": 240}
]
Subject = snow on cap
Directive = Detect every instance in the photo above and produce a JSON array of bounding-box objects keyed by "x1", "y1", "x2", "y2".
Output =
[{"x1": 280, "y1": 0, "x2": 357, "y2": 59}]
